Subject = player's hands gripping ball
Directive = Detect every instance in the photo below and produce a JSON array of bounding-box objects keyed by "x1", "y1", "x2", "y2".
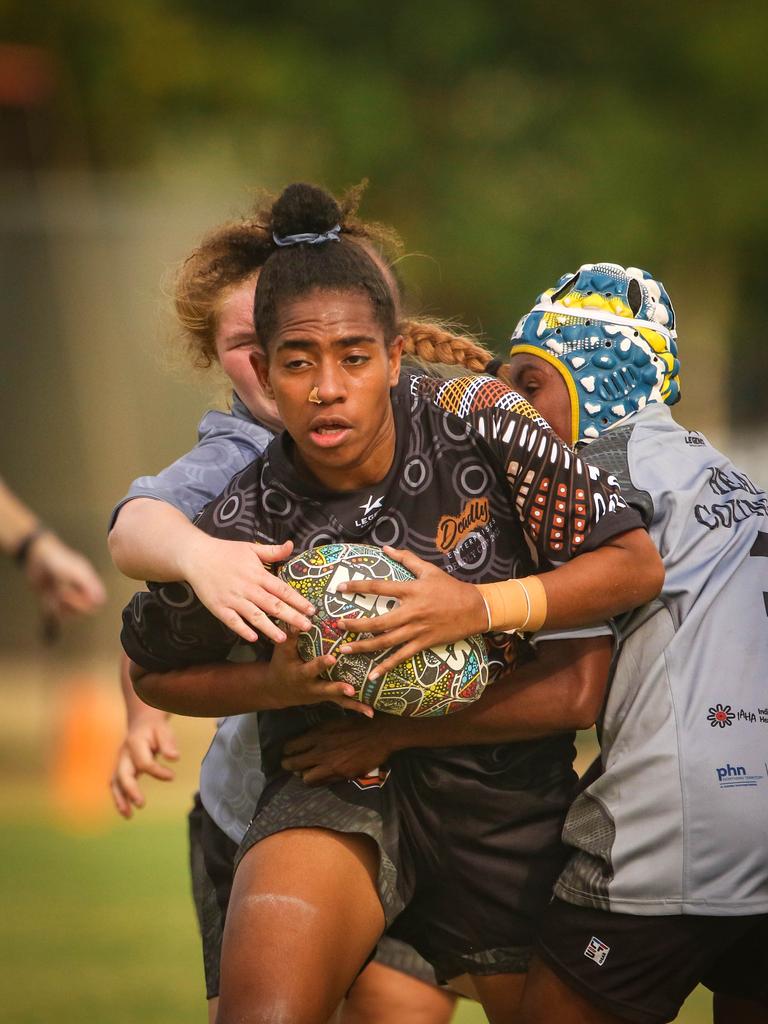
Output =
[{"x1": 277, "y1": 543, "x2": 489, "y2": 717}]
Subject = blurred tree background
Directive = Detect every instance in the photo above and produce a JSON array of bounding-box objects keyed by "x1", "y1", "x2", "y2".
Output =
[
  {"x1": 0, "y1": 8, "x2": 761, "y2": 1021},
  {"x1": 0, "y1": 0, "x2": 766, "y2": 650}
]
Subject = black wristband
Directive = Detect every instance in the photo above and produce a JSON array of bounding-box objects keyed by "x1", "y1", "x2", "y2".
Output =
[
  {"x1": 13, "y1": 526, "x2": 47, "y2": 567},
  {"x1": 484, "y1": 357, "x2": 504, "y2": 377}
]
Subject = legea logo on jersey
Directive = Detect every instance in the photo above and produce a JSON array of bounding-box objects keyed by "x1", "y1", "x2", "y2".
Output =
[
  {"x1": 355, "y1": 494, "x2": 384, "y2": 529},
  {"x1": 584, "y1": 936, "x2": 610, "y2": 966},
  {"x1": 715, "y1": 762, "x2": 766, "y2": 789}
]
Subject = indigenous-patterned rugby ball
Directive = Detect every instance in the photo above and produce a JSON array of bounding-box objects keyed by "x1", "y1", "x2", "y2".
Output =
[{"x1": 277, "y1": 543, "x2": 489, "y2": 717}]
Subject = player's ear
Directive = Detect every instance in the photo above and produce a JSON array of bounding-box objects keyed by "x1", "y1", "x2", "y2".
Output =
[
  {"x1": 388, "y1": 335, "x2": 403, "y2": 386},
  {"x1": 250, "y1": 348, "x2": 273, "y2": 399}
]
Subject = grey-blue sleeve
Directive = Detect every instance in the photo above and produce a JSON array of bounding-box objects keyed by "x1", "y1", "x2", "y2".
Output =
[{"x1": 109, "y1": 410, "x2": 273, "y2": 529}]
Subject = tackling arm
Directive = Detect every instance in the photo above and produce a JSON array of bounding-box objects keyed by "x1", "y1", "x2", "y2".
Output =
[
  {"x1": 282, "y1": 634, "x2": 612, "y2": 783},
  {"x1": 129, "y1": 637, "x2": 372, "y2": 720}
]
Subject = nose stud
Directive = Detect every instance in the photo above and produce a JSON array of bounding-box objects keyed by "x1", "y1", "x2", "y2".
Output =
[{"x1": 308, "y1": 386, "x2": 322, "y2": 405}]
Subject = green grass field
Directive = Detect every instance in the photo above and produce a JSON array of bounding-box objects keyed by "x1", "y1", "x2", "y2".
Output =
[
  {"x1": 0, "y1": 810, "x2": 713, "y2": 1024},
  {"x1": 0, "y1": 668, "x2": 712, "y2": 1023}
]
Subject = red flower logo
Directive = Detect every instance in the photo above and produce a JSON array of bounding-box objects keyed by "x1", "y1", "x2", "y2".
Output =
[{"x1": 707, "y1": 703, "x2": 735, "y2": 728}]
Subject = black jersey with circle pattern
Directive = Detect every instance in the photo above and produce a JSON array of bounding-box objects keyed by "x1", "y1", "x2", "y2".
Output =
[{"x1": 122, "y1": 373, "x2": 641, "y2": 773}]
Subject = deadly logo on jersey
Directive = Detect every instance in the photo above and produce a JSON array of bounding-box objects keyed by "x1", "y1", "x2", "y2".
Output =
[
  {"x1": 434, "y1": 496, "x2": 501, "y2": 575},
  {"x1": 436, "y1": 497, "x2": 491, "y2": 552}
]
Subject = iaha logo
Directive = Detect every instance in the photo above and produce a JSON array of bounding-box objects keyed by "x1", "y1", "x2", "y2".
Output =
[
  {"x1": 707, "y1": 703, "x2": 735, "y2": 728},
  {"x1": 584, "y1": 936, "x2": 610, "y2": 966}
]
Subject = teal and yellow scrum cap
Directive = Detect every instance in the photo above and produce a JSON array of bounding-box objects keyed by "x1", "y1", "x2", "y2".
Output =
[{"x1": 509, "y1": 262, "x2": 680, "y2": 445}]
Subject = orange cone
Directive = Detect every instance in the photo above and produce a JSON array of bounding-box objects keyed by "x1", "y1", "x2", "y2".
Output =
[{"x1": 49, "y1": 676, "x2": 122, "y2": 831}]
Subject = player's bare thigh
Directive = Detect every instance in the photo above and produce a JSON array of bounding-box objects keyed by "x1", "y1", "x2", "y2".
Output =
[
  {"x1": 518, "y1": 956, "x2": 628, "y2": 1024},
  {"x1": 217, "y1": 827, "x2": 385, "y2": 1024},
  {"x1": 469, "y1": 973, "x2": 527, "y2": 1024},
  {"x1": 214, "y1": 971, "x2": 459, "y2": 1024}
]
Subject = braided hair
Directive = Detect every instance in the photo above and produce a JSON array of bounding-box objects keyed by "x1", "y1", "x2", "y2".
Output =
[{"x1": 401, "y1": 318, "x2": 494, "y2": 372}]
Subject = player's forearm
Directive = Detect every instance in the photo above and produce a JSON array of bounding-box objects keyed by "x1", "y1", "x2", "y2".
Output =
[
  {"x1": 130, "y1": 659, "x2": 279, "y2": 717},
  {"x1": 120, "y1": 651, "x2": 169, "y2": 725},
  {"x1": 538, "y1": 527, "x2": 664, "y2": 627},
  {"x1": 109, "y1": 499, "x2": 202, "y2": 581},
  {"x1": 384, "y1": 636, "x2": 611, "y2": 750},
  {"x1": 475, "y1": 529, "x2": 662, "y2": 635},
  {"x1": 0, "y1": 477, "x2": 39, "y2": 553}
]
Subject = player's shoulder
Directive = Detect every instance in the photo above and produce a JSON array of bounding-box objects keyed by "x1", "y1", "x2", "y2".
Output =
[
  {"x1": 193, "y1": 450, "x2": 270, "y2": 536},
  {"x1": 406, "y1": 372, "x2": 546, "y2": 425},
  {"x1": 606, "y1": 405, "x2": 767, "y2": 528},
  {"x1": 196, "y1": 404, "x2": 273, "y2": 455},
  {"x1": 579, "y1": 413, "x2": 657, "y2": 524},
  {"x1": 627, "y1": 404, "x2": 726, "y2": 483}
]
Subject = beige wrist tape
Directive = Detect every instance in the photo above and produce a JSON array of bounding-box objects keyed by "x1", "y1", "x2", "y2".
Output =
[{"x1": 476, "y1": 575, "x2": 547, "y2": 633}]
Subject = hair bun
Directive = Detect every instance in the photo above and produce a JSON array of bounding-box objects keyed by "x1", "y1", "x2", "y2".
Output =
[{"x1": 271, "y1": 183, "x2": 342, "y2": 238}]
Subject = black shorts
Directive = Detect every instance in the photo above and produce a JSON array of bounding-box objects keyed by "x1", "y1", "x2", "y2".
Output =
[
  {"x1": 188, "y1": 794, "x2": 439, "y2": 999},
  {"x1": 188, "y1": 793, "x2": 239, "y2": 999},
  {"x1": 238, "y1": 737, "x2": 576, "y2": 982},
  {"x1": 536, "y1": 896, "x2": 768, "y2": 1024}
]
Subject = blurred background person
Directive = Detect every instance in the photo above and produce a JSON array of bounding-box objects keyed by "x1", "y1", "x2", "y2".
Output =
[{"x1": 0, "y1": 474, "x2": 105, "y2": 628}]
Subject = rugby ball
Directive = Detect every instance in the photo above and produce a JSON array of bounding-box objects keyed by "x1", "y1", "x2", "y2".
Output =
[{"x1": 277, "y1": 543, "x2": 489, "y2": 717}]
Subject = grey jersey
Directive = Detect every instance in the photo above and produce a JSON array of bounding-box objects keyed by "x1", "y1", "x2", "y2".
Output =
[
  {"x1": 556, "y1": 404, "x2": 768, "y2": 916},
  {"x1": 110, "y1": 395, "x2": 272, "y2": 527},
  {"x1": 112, "y1": 394, "x2": 271, "y2": 844}
]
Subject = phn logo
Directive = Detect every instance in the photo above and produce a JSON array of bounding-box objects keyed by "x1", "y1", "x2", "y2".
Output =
[{"x1": 715, "y1": 763, "x2": 764, "y2": 789}]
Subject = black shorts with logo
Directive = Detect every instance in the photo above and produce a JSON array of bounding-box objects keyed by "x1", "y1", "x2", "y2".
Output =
[
  {"x1": 187, "y1": 794, "x2": 440, "y2": 999},
  {"x1": 237, "y1": 736, "x2": 576, "y2": 983},
  {"x1": 536, "y1": 896, "x2": 768, "y2": 1024}
]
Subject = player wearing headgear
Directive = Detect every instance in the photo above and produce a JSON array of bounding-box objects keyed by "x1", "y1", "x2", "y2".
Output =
[
  {"x1": 120, "y1": 187, "x2": 663, "y2": 1024},
  {"x1": 506, "y1": 262, "x2": 679, "y2": 441},
  {"x1": 496, "y1": 263, "x2": 768, "y2": 1024}
]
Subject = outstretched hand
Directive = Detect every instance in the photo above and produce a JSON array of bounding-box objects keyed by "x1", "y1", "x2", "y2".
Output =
[
  {"x1": 110, "y1": 708, "x2": 180, "y2": 819},
  {"x1": 281, "y1": 716, "x2": 392, "y2": 784},
  {"x1": 180, "y1": 536, "x2": 315, "y2": 645},
  {"x1": 335, "y1": 546, "x2": 488, "y2": 678},
  {"x1": 265, "y1": 631, "x2": 374, "y2": 718}
]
